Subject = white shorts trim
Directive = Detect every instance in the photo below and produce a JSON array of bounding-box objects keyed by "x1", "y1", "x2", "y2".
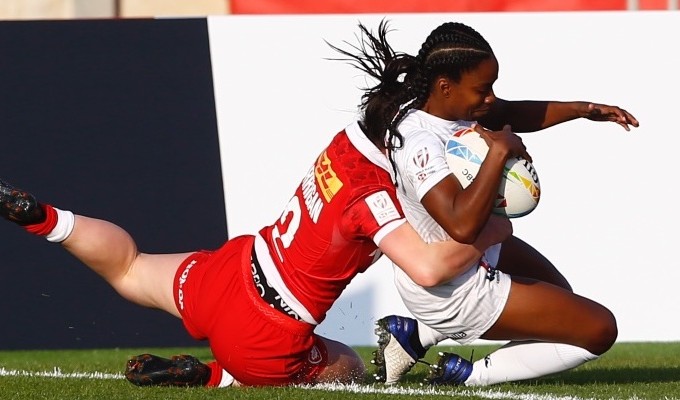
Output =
[{"x1": 254, "y1": 234, "x2": 318, "y2": 325}]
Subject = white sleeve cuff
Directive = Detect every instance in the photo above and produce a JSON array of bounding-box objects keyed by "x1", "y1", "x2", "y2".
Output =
[{"x1": 373, "y1": 218, "x2": 407, "y2": 246}]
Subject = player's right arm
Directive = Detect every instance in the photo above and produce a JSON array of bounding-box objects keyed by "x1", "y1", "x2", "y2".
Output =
[
  {"x1": 408, "y1": 125, "x2": 524, "y2": 244},
  {"x1": 378, "y1": 214, "x2": 512, "y2": 287}
]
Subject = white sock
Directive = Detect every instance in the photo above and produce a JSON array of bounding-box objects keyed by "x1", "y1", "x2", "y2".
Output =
[
  {"x1": 217, "y1": 369, "x2": 234, "y2": 387},
  {"x1": 46, "y1": 208, "x2": 75, "y2": 243},
  {"x1": 465, "y1": 341, "x2": 598, "y2": 386},
  {"x1": 417, "y1": 320, "x2": 447, "y2": 349}
]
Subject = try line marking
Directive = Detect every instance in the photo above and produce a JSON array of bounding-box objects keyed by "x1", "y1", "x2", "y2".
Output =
[
  {"x1": 0, "y1": 367, "x2": 123, "y2": 380},
  {"x1": 0, "y1": 367, "x2": 655, "y2": 400},
  {"x1": 307, "y1": 382, "x2": 596, "y2": 400}
]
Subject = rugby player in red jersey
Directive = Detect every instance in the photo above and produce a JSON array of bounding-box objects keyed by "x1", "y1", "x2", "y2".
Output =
[{"x1": 0, "y1": 120, "x2": 511, "y2": 387}]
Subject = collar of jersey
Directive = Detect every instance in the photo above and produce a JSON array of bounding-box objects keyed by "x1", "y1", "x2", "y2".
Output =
[
  {"x1": 408, "y1": 109, "x2": 472, "y2": 131},
  {"x1": 345, "y1": 121, "x2": 393, "y2": 176}
]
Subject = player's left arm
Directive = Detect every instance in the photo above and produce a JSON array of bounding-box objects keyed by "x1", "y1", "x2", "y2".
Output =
[{"x1": 478, "y1": 98, "x2": 639, "y2": 132}]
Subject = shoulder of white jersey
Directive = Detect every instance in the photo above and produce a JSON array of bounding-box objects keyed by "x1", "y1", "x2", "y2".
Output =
[{"x1": 394, "y1": 128, "x2": 447, "y2": 171}]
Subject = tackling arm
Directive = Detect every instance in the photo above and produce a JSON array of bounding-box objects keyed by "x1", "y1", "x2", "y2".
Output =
[{"x1": 379, "y1": 215, "x2": 512, "y2": 287}]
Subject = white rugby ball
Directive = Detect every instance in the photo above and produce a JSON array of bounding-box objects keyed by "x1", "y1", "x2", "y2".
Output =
[{"x1": 445, "y1": 127, "x2": 540, "y2": 218}]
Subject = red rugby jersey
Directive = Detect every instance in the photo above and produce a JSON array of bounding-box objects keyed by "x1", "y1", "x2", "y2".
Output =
[{"x1": 257, "y1": 122, "x2": 405, "y2": 324}]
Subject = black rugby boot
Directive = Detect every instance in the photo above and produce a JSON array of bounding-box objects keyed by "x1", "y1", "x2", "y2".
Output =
[
  {"x1": 125, "y1": 353, "x2": 211, "y2": 387},
  {"x1": 0, "y1": 179, "x2": 44, "y2": 225}
]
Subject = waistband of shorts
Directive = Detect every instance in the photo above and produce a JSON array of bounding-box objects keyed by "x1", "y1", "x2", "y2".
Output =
[
  {"x1": 252, "y1": 234, "x2": 318, "y2": 324},
  {"x1": 240, "y1": 238, "x2": 314, "y2": 335},
  {"x1": 250, "y1": 245, "x2": 303, "y2": 322}
]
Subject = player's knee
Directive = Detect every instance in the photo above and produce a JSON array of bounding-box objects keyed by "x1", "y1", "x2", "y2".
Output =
[
  {"x1": 587, "y1": 308, "x2": 618, "y2": 355},
  {"x1": 347, "y1": 354, "x2": 367, "y2": 382},
  {"x1": 110, "y1": 274, "x2": 142, "y2": 304},
  {"x1": 332, "y1": 349, "x2": 366, "y2": 383},
  {"x1": 109, "y1": 258, "x2": 152, "y2": 307},
  {"x1": 317, "y1": 341, "x2": 367, "y2": 384}
]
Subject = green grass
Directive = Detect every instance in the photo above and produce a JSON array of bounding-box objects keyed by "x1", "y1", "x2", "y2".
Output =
[{"x1": 0, "y1": 343, "x2": 678, "y2": 399}]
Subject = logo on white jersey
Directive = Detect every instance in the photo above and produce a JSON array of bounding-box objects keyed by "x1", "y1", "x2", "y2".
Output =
[
  {"x1": 365, "y1": 191, "x2": 400, "y2": 226},
  {"x1": 412, "y1": 146, "x2": 434, "y2": 181},
  {"x1": 413, "y1": 147, "x2": 430, "y2": 168}
]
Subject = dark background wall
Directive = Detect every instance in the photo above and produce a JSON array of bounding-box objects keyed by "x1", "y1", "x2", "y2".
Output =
[{"x1": 0, "y1": 18, "x2": 227, "y2": 349}]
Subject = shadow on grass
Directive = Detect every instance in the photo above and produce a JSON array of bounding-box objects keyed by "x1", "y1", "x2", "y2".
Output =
[
  {"x1": 388, "y1": 366, "x2": 680, "y2": 386},
  {"x1": 527, "y1": 366, "x2": 680, "y2": 385}
]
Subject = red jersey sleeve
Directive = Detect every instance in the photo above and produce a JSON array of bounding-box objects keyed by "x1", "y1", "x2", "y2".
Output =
[{"x1": 341, "y1": 187, "x2": 405, "y2": 243}]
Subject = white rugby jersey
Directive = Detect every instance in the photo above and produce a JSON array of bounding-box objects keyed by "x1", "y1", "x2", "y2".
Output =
[
  {"x1": 389, "y1": 109, "x2": 500, "y2": 277},
  {"x1": 390, "y1": 109, "x2": 473, "y2": 243}
]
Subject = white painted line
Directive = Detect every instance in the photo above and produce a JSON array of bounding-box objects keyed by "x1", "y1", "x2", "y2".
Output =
[
  {"x1": 1, "y1": 368, "x2": 670, "y2": 400},
  {"x1": 303, "y1": 382, "x2": 596, "y2": 400},
  {"x1": 0, "y1": 367, "x2": 123, "y2": 380}
]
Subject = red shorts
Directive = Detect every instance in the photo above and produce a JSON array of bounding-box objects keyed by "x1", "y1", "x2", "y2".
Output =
[{"x1": 173, "y1": 235, "x2": 328, "y2": 386}]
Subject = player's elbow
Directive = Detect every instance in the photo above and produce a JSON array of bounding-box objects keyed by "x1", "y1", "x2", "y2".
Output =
[
  {"x1": 448, "y1": 228, "x2": 478, "y2": 245},
  {"x1": 409, "y1": 268, "x2": 453, "y2": 288},
  {"x1": 408, "y1": 254, "x2": 479, "y2": 288},
  {"x1": 409, "y1": 272, "x2": 443, "y2": 288}
]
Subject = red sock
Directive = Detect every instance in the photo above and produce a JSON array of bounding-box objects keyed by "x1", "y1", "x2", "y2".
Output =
[
  {"x1": 205, "y1": 361, "x2": 224, "y2": 387},
  {"x1": 24, "y1": 204, "x2": 57, "y2": 236}
]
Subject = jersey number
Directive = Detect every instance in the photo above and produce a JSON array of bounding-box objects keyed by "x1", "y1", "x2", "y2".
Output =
[{"x1": 271, "y1": 195, "x2": 302, "y2": 262}]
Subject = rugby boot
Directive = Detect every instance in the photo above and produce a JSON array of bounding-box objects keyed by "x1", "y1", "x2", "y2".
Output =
[
  {"x1": 426, "y1": 351, "x2": 473, "y2": 385},
  {"x1": 125, "y1": 353, "x2": 211, "y2": 387},
  {"x1": 0, "y1": 178, "x2": 44, "y2": 225},
  {"x1": 371, "y1": 315, "x2": 427, "y2": 384}
]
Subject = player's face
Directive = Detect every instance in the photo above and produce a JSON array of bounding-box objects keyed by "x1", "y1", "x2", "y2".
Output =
[{"x1": 447, "y1": 56, "x2": 498, "y2": 120}]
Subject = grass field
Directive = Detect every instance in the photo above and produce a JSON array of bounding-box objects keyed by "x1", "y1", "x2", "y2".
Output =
[{"x1": 1, "y1": 342, "x2": 678, "y2": 399}]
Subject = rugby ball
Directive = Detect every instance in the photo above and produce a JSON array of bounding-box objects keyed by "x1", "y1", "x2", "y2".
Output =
[{"x1": 445, "y1": 127, "x2": 540, "y2": 218}]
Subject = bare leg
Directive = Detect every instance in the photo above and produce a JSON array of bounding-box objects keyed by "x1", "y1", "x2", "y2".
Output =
[
  {"x1": 0, "y1": 181, "x2": 220, "y2": 387},
  {"x1": 483, "y1": 276, "x2": 616, "y2": 354},
  {"x1": 61, "y1": 215, "x2": 191, "y2": 317},
  {"x1": 449, "y1": 276, "x2": 617, "y2": 385},
  {"x1": 315, "y1": 337, "x2": 366, "y2": 384},
  {"x1": 498, "y1": 235, "x2": 572, "y2": 291}
]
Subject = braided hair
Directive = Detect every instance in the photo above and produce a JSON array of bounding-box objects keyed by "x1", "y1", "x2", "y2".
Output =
[{"x1": 328, "y1": 20, "x2": 494, "y2": 175}]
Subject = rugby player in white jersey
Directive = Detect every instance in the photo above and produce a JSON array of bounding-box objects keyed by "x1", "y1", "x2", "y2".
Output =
[{"x1": 331, "y1": 20, "x2": 638, "y2": 386}]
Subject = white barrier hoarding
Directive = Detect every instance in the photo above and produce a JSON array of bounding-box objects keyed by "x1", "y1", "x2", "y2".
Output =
[{"x1": 209, "y1": 11, "x2": 679, "y2": 345}]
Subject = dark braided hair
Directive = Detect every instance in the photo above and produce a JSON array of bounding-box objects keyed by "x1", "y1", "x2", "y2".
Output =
[
  {"x1": 328, "y1": 20, "x2": 494, "y2": 176},
  {"x1": 326, "y1": 20, "x2": 417, "y2": 150}
]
